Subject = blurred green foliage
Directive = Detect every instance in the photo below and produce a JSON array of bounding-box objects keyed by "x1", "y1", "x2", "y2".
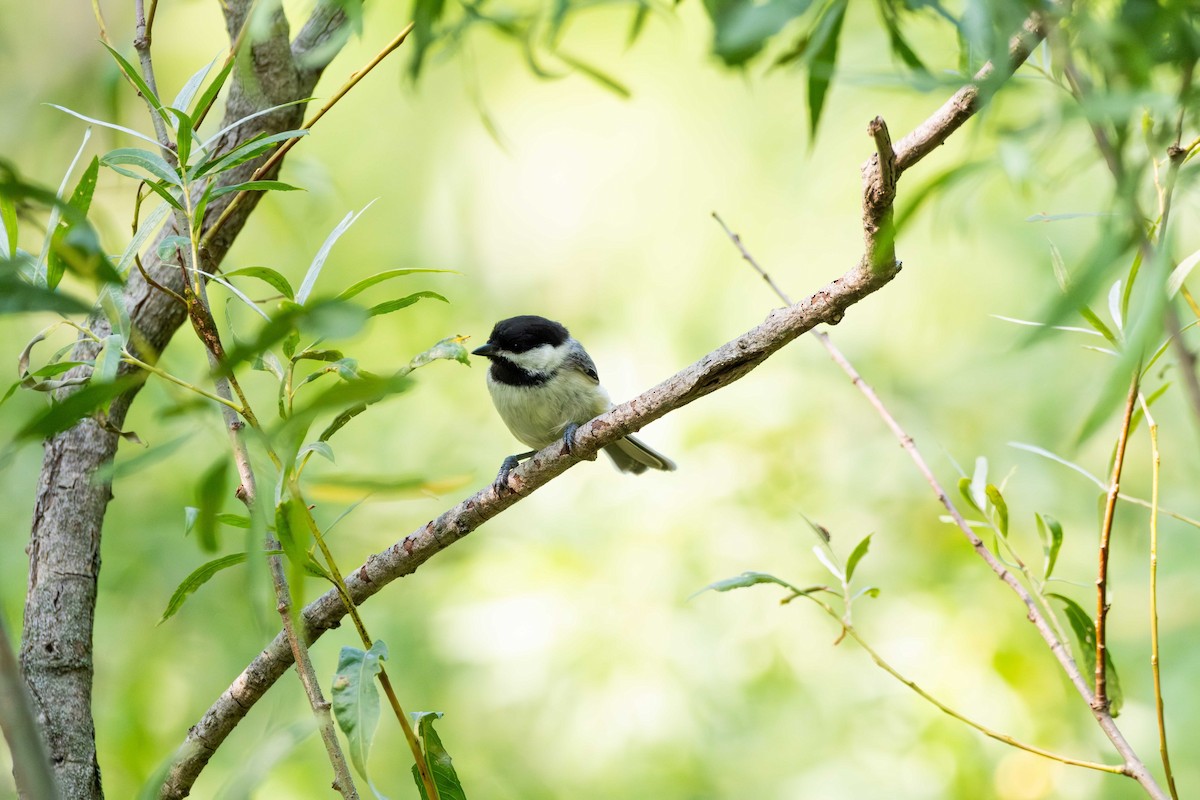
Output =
[{"x1": 2, "y1": 0, "x2": 1199, "y2": 798}]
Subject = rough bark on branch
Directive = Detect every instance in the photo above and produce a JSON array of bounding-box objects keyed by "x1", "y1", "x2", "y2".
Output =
[
  {"x1": 161, "y1": 10, "x2": 1051, "y2": 797},
  {"x1": 18, "y1": 2, "x2": 349, "y2": 797}
]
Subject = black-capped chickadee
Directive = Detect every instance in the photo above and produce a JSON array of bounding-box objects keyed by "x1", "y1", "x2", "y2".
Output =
[{"x1": 472, "y1": 315, "x2": 676, "y2": 489}]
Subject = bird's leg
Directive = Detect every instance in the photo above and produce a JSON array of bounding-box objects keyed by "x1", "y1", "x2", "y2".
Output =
[
  {"x1": 560, "y1": 423, "x2": 580, "y2": 455},
  {"x1": 494, "y1": 450, "x2": 536, "y2": 492}
]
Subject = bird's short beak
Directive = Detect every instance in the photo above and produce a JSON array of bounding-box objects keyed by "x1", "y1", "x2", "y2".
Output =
[{"x1": 471, "y1": 343, "x2": 498, "y2": 357}]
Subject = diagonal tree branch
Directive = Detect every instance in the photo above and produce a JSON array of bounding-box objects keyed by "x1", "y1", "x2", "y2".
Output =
[
  {"x1": 161, "y1": 8, "x2": 1053, "y2": 796},
  {"x1": 18, "y1": 2, "x2": 351, "y2": 797}
]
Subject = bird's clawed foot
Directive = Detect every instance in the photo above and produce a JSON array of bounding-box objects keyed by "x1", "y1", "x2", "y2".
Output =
[{"x1": 493, "y1": 452, "x2": 533, "y2": 493}]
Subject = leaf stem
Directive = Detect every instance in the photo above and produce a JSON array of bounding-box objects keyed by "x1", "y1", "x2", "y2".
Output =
[{"x1": 119, "y1": 350, "x2": 242, "y2": 413}]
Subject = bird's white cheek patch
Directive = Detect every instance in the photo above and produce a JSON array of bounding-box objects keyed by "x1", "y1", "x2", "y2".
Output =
[{"x1": 508, "y1": 343, "x2": 569, "y2": 373}]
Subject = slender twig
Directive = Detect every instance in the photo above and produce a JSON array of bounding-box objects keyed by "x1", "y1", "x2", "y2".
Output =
[
  {"x1": 136, "y1": 253, "x2": 187, "y2": 306},
  {"x1": 132, "y1": 0, "x2": 174, "y2": 156},
  {"x1": 711, "y1": 213, "x2": 793, "y2": 304},
  {"x1": 1095, "y1": 371, "x2": 1140, "y2": 710},
  {"x1": 199, "y1": 23, "x2": 416, "y2": 252},
  {"x1": 1139, "y1": 396, "x2": 1178, "y2": 799},
  {"x1": 791, "y1": 592, "x2": 1125, "y2": 774},
  {"x1": 90, "y1": 0, "x2": 111, "y2": 45}
]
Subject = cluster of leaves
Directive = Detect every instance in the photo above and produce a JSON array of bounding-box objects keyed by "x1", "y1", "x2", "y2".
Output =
[{"x1": 695, "y1": 518, "x2": 878, "y2": 627}]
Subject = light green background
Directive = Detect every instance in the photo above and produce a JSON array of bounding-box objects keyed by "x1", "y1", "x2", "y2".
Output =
[{"x1": 2, "y1": 1, "x2": 1198, "y2": 798}]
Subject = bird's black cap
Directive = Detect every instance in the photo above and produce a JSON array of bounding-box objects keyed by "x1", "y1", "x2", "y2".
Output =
[{"x1": 476, "y1": 315, "x2": 570, "y2": 355}]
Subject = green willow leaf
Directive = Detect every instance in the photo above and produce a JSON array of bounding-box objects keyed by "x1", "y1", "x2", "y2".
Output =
[
  {"x1": 985, "y1": 484, "x2": 1008, "y2": 537},
  {"x1": 0, "y1": 271, "x2": 91, "y2": 315},
  {"x1": 367, "y1": 290, "x2": 448, "y2": 317},
  {"x1": 844, "y1": 533, "x2": 873, "y2": 582},
  {"x1": 297, "y1": 202, "x2": 375, "y2": 304},
  {"x1": 223, "y1": 266, "x2": 295, "y2": 300},
  {"x1": 411, "y1": 711, "x2": 468, "y2": 800},
  {"x1": 332, "y1": 641, "x2": 389, "y2": 795},
  {"x1": 1048, "y1": 593, "x2": 1123, "y2": 716},
  {"x1": 160, "y1": 552, "x2": 250, "y2": 623},
  {"x1": 208, "y1": 180, "x2": 304, "y2": 199},
  {"x1": 101, "y1": 148, "x2": 182, "y2": 187},
  {"x1": 193, "y1": 460, "x2": 229, "y2": 553},
  {"x1": 101, "y1": 43, "x2": 166, "y2": 117},
  {"x1": 190, "y1": 58, "x2": 234, "y2": 118},
  {"x1": 806, "y1": 0, "x2": 848, "y2": 140},
  {"x1": 47, "y1": 157, "x2": 100, "y2": 289},
  {"x1": 1035, "y1": 512, "x2": 1063, "y2": 580},
  {"x1": 335, "y1": 268, "x2": 454, "y2": 301},
  {"x1": 691, "y1": 571, "x2": 801, "y2": 598}
]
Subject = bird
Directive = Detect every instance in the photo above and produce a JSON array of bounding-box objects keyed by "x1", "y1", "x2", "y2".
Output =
[{"x1": 472, "y1": 314, "x2": 675, "y2": 490}]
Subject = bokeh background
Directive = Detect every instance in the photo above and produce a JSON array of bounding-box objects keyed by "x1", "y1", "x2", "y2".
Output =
[{"x1": 2, "y1": 1, "x2": 1199, "y2": 798}]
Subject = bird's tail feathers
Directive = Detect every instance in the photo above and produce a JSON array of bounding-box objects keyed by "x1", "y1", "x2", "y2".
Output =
[{"x1": 603, "y1": 435, "x2": 676, "y2": 474}]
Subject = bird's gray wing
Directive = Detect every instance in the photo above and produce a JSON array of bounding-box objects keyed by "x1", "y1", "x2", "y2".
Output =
[{"x1": 564, "y1": 343, "x2": 600, "y2": 384}]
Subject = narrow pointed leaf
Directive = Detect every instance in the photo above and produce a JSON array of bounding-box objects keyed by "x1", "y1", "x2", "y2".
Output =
[
  {"x1": 844, "y1": 533, "x2": 872, "y2": 582},
  {"x1": 1035, "y1": 512, "x2": 1063, "y2": 579},
  {"x1": 15, "y1": 374, "x2": 142, "y2": 440},
  {"x1": 0, "y1": 271, "x2": 91, "y2": 314},
  {"x1": 160, "y1": 552, "x2": 251, "y2": 623},
  {"x1": 171, "y1": 55, "x2": 220, "y2": 114},
  {"x1": 208, "y1": 180, "x2": 304, "y2": 199},
  {"x1": 102, "y1": 43, "x2": 166, "y2": 117},
  {"x1": 336, "y1": 268, "x2": 454, "y2": 301},
  {"x1": 46, "y1": 104, "x2": 162, "y2": 147},
  {"x1": 47, "y1": 157, "x2": 100, "y2": 289},
  {"x1": 223, "y1": 265, "x2": 295, "y2": 300},
  {"x1": 94, "y1": 334, "x2": 125, "y2": 384},
  {"x1": 411, "y1": 711, "x2": 467, "y2": 800},
  {"x1": 101, "y1": 148, "x2": 182, "y2": 187},
  {"x1": 984, "y1": 484, "x2": 1008, "y2": 537},
  {"x1": 297, "y1": 202, "x2": 375, "y2": 304},
  {"x1": 367, "y1": 290, "x2": 448, "y2": 317},
  {"x1": 1048, "y1": 593, "x2": 1122, "y2": 715},
  {"x1": 806, "y1": 0, "x2": 847, "y2": 139},
  {"x1": 690, "y1": 571, "x2": 800, "y2": 599},
  {"x1": 190, "y1": 58, "x2": 235, "y2": 119},
  {"x1": 193, "y1": 460, "x2": 229, "y2": 552}
]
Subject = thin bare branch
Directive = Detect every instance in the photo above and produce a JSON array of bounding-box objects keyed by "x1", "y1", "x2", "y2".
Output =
[
  {"x1": 1140, "y1": 397, "x2": 1179, "y2": 799},
  {"x1": 795, "y1": 594, "x2": 1124, "y2": 774},
  {"x1": 1095, "y1": 371, "x2": 1140, "y2": 710}
]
